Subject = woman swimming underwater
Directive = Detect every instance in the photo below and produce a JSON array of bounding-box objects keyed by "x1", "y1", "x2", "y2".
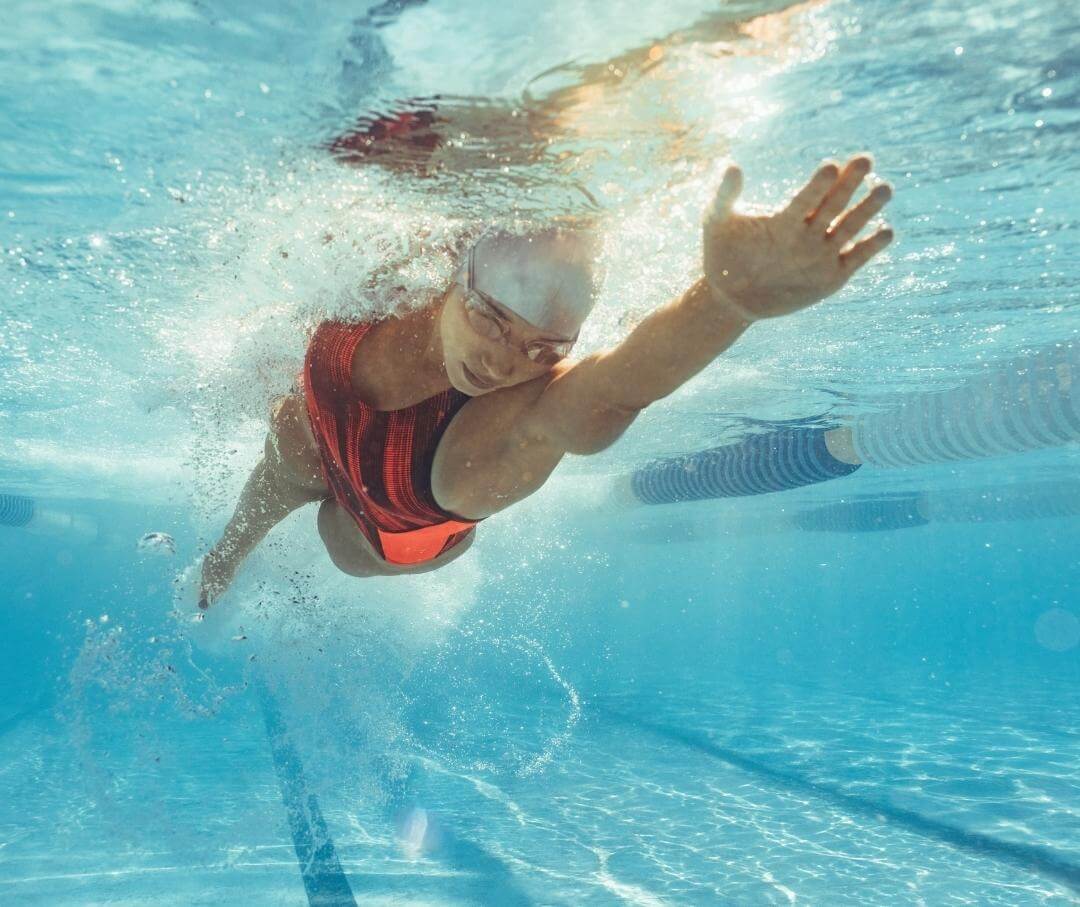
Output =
[{"x1": 199, "y1": 155, "x2": 894, "y2": 608}]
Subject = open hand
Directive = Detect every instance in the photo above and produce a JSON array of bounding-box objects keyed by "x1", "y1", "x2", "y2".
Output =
[{"x1": 703, "y1": 155, "x2": 893, "y2": 321}]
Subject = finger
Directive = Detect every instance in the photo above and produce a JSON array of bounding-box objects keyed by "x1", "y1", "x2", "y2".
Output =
[
  {"x1": 783, "y1": 160, "x2": 840, "y2": 220},
  {"x1": 828, "y1": 183, "x2": 892, "y2": 245},
  {"x1": 708, "y1": 165, "x2": 743, "y2": 221},
  {"x1": 808, "y1": 154, "x2": 873, "y2": 229},
  {"x1": 840, "y1": 226, "x2": 894, "y2": 273}
]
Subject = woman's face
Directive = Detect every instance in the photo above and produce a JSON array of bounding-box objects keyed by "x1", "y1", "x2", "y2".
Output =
[{"x1": 438, "y1": 284, "x2": 565, "y2": 396}]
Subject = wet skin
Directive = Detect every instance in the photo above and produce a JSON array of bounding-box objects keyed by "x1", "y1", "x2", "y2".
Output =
[{"x1": 200, "y1": 155, "x2": 892, "y2": 606}]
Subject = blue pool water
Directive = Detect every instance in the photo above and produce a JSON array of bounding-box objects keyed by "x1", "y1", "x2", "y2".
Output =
[{"x1": 2, "y1": 0, "x2": 1078, "y2": 903}]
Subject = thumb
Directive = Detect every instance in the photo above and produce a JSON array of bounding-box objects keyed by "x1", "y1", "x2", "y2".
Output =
[{"x1": 708, "y1": 165, "x2": 743, "y2": 220}]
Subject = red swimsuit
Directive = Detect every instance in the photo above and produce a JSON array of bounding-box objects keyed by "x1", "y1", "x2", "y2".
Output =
[{"x1": 303, "y1": 320, "x2": 478, "y2": 566}]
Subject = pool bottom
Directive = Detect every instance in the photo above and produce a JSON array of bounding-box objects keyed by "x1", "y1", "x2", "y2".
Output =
[{"x1": 1, "y1": 667, "x2": 1076, "y2": 905}]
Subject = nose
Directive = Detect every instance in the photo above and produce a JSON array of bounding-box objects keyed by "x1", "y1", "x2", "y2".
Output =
[{"x1": 480, "y1": 351, "x2": 513, "y2": 383}]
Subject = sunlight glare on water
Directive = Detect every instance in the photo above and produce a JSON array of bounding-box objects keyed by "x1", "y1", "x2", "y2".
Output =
[{"x1": 1, "y1": 0, "x2": 1078, "y2": 903}]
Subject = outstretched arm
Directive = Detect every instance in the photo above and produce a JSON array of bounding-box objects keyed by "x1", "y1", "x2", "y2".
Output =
[{"x1": 523, "y1": 155, "x2": 893, "y2": 454}]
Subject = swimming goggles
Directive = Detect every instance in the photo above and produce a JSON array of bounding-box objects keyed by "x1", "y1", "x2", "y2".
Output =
[{"x1": 460, "y1": 246, "x2": 576, "y2": 367}]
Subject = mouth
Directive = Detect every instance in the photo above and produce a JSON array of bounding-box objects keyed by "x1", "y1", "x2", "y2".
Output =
[{"x1": 462, "y1": 363, "x2": 495, "y2": 391}]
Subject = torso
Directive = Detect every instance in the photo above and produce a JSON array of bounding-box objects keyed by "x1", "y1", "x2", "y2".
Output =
[
  {"x1": 343, "y1": 307, "x2": 566, "y2": 510},
  {"x1": 297, "y1": 306, "x2": 568, "y2": 570},
  {"x1": 304, "y1": 318, "x2": 484, "y2": 567},
  {"x1": 347, "y1": 313, "x2": 450, "y2": 411}
]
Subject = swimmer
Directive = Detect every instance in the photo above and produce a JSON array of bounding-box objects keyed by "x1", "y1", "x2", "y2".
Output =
[{"x1": 199, "y1": 155, "x2": 894, "y2": 608}]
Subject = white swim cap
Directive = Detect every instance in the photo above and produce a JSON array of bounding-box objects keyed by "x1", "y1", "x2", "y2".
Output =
[{"x1": 465, "y1": 227, "x2": 599, "y2": 340}]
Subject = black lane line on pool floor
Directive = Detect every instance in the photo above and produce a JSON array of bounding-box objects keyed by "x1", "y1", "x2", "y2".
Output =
[
  {"x1": 600, "y1": 709, "x2": 1080, "y2": 896},
  {"x1": 257, "y1": 684, "x2": 357, "y2": 907},
  {"x1": 255, "y1": 686, "x2": 534, "y2": 904}
]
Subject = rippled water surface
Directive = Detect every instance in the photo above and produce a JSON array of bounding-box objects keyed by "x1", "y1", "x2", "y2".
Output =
[{"x1": 1, "y1": 0, "x2": 1078, "y2": 903}]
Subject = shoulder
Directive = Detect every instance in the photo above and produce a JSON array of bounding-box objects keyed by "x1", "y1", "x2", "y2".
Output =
[
  {"x1": 342, "y1": 311, "x2": 425, "y2": 410},
  {"x1": 344, "y1": 317, "x2": 392, "y2": 405},
  {"x1": 449, "y1": 371, "x2": 551, "y2": 435},
  {"x1": 306, "y1": 319, "x2": 377, "y2": 402},
  {"x1": 431, "y1": 371, "x2": 569, "y2": 519},
  {"x1": 437, "y1": 363, "x2": 572, "y2": 460},
  {"x1": 480, "y1": 360, "x2": 577, "y2": 424}
]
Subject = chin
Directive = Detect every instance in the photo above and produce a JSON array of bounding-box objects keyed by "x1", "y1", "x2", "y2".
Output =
[{"x1": 451, "y1": 361, "x2": 494, "y2": 396}]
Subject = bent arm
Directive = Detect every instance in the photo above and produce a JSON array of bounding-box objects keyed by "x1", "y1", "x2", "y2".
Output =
[{"x1": 524, "y1": 278, "x2": 751, "y2": 454}]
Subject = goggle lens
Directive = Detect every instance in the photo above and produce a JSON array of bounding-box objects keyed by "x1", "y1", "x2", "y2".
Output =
[{"x1": 463, "y1": 289, "x2": 573, "y2": 365}]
